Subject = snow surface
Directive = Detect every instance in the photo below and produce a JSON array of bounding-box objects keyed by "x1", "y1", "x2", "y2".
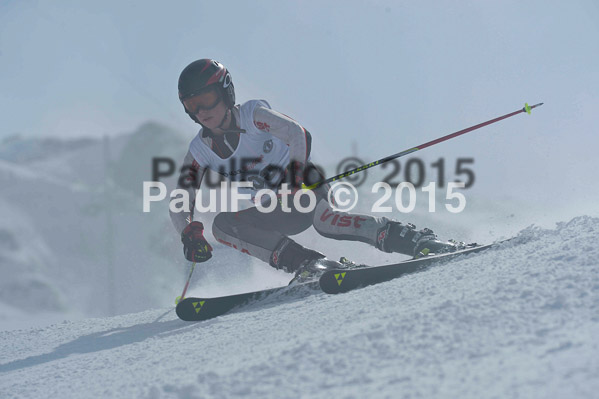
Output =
[{"x1": 1, "y1": 216, "x2": 598, "y2": 398}]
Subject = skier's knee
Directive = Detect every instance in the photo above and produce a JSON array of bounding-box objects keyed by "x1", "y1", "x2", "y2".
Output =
[{"x1": 212, "y1": 212, "x2": 234, "y2": 237}]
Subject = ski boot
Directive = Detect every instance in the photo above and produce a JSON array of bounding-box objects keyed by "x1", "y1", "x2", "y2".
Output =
[
  {"x1": 270, "y1": 238, "x2": 330, "y2": 283},
  {"x1": 413, "y1": 238, "x2": 475, "y2": 258},
  {"x1": 290, "y1": 258, "x2": 342, "y2": 283},
  {"x1": 292, "y1": 256, "x2": 368, "y2": 283},
  {"x1": 376, "y1": 221, "x2": 475, "y2": 259}
]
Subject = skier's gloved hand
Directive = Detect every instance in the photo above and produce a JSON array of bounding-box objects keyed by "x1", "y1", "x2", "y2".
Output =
[
  {"x1": 181, "y1": 221, "x2": 213, "y2": 262},
  {"x1": 285, "y1": 161, "x2": 306, "y2": 189}
]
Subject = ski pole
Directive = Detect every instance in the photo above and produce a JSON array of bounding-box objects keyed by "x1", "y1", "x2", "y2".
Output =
[
  {"x1": 175, "y1": 262, "x2": 196, "y2": 305},
  {"x1": 302, "y1": 102, "x2": 543, "y2": 190}
]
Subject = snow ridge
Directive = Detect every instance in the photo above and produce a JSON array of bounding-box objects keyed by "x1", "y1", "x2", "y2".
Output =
[{"x1": 1, "y1": 216, "x2": 599, "y2": 398}]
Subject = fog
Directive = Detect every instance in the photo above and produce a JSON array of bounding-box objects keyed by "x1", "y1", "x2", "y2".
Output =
[{"x1": 1, "y1": 1, "x2": 598, "y2": 328}]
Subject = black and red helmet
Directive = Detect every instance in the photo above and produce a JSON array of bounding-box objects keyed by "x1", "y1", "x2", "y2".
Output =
[{"x1": 178, "y1": 59, "x2": 236, "y2": 118}]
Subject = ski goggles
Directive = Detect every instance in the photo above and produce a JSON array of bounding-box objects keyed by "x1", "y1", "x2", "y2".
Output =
[{"x1": 182, "y1": 87, "x2": 222, "y2": 114}]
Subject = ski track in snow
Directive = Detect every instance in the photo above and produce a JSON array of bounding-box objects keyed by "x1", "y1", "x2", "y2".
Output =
[{"x1": 1, "y1": 216, "x2": 599, "y2": 399}]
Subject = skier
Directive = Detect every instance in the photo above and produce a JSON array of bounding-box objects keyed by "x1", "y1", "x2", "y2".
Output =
[{"x1": 170, "y1": 59, "x2": 465, "y2": 279}]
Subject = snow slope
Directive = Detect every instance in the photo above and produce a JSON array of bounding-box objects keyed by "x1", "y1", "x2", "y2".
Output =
[
  {"x1": 1, "y1": 216, "x2": 598, "y2": 398},
  {"x1": 0, "y1": 126, "x2": 196, "y2": 329}
]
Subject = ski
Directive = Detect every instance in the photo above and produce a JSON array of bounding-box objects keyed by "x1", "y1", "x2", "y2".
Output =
[
  {"x1": 176, "y1": 280, "x2": 319, "y2": 321},
  {"x1": 319, "y1": 243, "x2": 498, "y2": 294},
  {"x1": 177, "y1": 242, "x2": 506, "y2": 320}
]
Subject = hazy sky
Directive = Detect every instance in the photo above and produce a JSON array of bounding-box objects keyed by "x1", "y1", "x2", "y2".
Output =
[{"x1": 1, "y1": 0, "x2": 598, "y2": 219}]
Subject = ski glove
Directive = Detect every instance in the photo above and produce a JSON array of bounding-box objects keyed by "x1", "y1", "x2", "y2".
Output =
[
  {"x1": 285, "y1": 161, "x2": 306, "y2": 189},
  {"x1": 181, "y1": 221, "x2": 213, "y2": 262}
]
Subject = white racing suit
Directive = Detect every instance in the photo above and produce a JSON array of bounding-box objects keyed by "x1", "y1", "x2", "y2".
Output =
[{"x1": 170, "y1": 100, "x2": 428, "y2": 272}]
